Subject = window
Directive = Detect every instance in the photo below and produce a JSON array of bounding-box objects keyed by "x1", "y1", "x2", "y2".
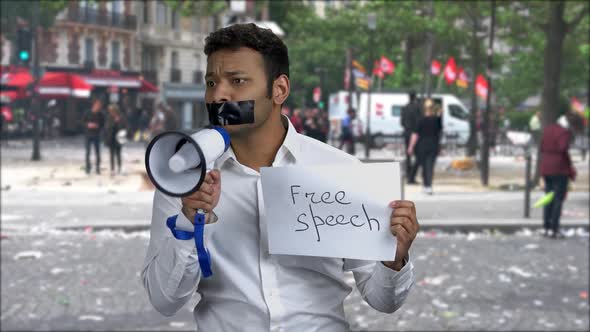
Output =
[
  {"x1": 171, "y1": 51, "x2": 179, "y2": 69},
  {"x1": 111, "y1": 0, "x2": 122, "y2": 13},
  {"x1": 448, "y1": 104, "x2": 469, "y2": 120},
  {"x1": 391, "y1": 106, "x2": 402, "y2": 117},
  {"x1": 156, "y1": 1, "x2": 167, "y2": 26},
  {"x1": 143, "y1": 0, "x2": 150, "y2": 24},
  {"x1": 111, "y1": 41, "x2": 120, "y2": 65},
  {"x1": 85, "y1": 38, "x2": 95, "y2": 63},
  {"x1": 171, "y1": 10, "x2": 180, "y2": 30}
]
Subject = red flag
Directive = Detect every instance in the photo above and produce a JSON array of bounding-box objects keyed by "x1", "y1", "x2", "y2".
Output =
[
  {"x1": 373, "y1": 61, "x2": 384, "y2": 78},
  {"x1": 444, "y1": 57, "x2": 457, "y2": 84},
  {"x1": 475, "y1": 74, "x2": 488, "y2": 99},
  {"x1": 380, "y1": 56, "x2": 395, "y2": 74},
  {"x1": 456, "y1": 67, "x2": 468, "y2": 89},
  {"x1": 431, "y1": 60, "x2": 441, "y2": 75}
]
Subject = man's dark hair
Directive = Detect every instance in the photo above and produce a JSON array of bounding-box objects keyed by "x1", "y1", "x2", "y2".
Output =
[
  {"x1": 204, "y1": 23, "x2": 289, "y2": 98},
  {"x1": 409, "y1": 90, "x2": 416, "y2": 102}
]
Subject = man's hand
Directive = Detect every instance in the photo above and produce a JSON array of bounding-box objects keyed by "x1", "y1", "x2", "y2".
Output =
[
  {"x1": 87, "y1": 122, "x2": 98, "y2": 129},
  {"x1": 181, "y1": 170, "x2": 221, "y2": 224},
  {"x1": 383, "y1": 200, "x2": 420, "y2": 271}
]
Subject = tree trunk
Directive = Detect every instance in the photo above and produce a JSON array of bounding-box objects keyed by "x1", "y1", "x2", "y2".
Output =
[
  {"x1": 467, "y1": 9, "x2": 481, "y2": 157},
  {"x1": 403, "y1": 36, "x2": 414, "y2": 87},
  {"x1": 533, "y1": 1, "x2": 567, "y2": 185}
]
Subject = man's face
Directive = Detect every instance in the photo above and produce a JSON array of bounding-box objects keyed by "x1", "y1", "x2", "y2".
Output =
[{"x1": 205, "y1": 47, "x2": 274, "y2": 136}]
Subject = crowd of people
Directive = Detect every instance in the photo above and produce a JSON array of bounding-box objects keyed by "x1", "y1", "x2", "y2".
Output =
[
  {"x1": 282, "y1": 106, "x2": 330, "y2": 143},
  {"x1": 82, "y1": 100, "x2": 178, "y2": 176}
]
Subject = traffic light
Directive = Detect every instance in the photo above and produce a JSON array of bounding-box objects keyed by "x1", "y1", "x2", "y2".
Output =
[{"x1": 16, "y1": 28, "x2": 32, "y2": 65}]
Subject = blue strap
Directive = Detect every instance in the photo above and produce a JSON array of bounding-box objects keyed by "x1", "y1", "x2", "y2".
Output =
[{"x1": 166, "y1": 214, "x2": 213, "y2": 278}]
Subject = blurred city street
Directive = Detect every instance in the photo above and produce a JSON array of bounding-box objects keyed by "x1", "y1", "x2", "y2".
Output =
[
  {"x1": 1, "y1": 228, "x2": 588, "y2": 331},
  {"x1": 1, "y1": 137, "x2": 589, "y2": 331},
  {"x1": 1, "y1": 0, "x2": 589, "y2": 331}
]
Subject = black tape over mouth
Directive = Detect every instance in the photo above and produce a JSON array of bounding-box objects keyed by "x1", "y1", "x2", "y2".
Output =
[{"x1": 206, "y1": 100, "x2": 255, "y2": 126}]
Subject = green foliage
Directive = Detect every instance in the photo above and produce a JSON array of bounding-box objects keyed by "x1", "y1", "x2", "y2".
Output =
[
  {"x1": 165, "y1": 0, "x2": 227, "y2": 17},
  {"x1": 0, "y1": 0, "x2": 68, "y2": 37},
  {"x1": 504, "y1": 110, "x2": 536, "y2": 131}
]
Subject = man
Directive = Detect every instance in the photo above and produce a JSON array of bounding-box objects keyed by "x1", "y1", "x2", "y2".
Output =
[
  {"x1": 401, "y1": 90, "x2": 421, "y2": 184},
  {"x1": 82, "y1": 99, "x2": 105, "y2": 175},
  {"x1": 142, "y1": 24, "x2": 419, "y2": 331},
  {"x1": 339, "y1": 107, "x2": 357, "y2": 155}
]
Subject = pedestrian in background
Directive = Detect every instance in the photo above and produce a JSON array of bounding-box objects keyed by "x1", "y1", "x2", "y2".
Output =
[
  {"x1": 540, "y1": 100, "x2": 577, "y2": 238},
  {"x1": 149, "y1": 102, "x2": 166, "y2": 139},
  {"x1": 82, "y1": 99, "x2": 105, "y2": 175},
  {"x1": 401, "y1": 90, "x2": 421, "y2": 184},
  {"x1": 290, "y1": 108, "x2": 304, "y2": 133},
  {"x1": 163, "y1": 105, "x2": 179, "y2": 131},
  {"x1": 529, "y1": 111, "x2": 541, "y2": 146},
  {"x1": 105, "y1": 104, "x2": 128, "y2": 176},
  {"x1": 408, "y1": 99, "x2": 442, "y2": 195},
  {"x1": 339, "y1": 108, "x2": 356, "y2": 155}
]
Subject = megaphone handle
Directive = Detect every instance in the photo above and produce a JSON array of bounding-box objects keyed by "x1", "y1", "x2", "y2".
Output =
[{"x1": 194, "y1": 210, "x2": 213, "y2": 278}]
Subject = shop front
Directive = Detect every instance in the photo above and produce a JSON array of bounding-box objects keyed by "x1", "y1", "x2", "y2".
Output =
[{"x1": 162, "y1": 82, "x2": 208, "y2": 131}]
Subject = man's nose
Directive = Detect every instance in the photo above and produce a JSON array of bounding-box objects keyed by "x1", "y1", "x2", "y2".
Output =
[{"x1": 210, "y1": 82, "x2": 231, "y2": 103}]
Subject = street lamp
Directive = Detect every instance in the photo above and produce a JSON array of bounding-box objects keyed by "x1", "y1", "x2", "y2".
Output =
[{"x1": 365, "y1": 12, "x2": 376, "y2": 159}]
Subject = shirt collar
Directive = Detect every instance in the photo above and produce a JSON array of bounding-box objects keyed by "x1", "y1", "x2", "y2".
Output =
[{"x1": 215, "y1": 114, "x2": 302, "y2": 169}]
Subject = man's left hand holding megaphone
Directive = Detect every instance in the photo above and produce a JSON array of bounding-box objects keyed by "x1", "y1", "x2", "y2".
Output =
[{"x1": 144, "y1": 100, "x2": 256, "y2": 278}]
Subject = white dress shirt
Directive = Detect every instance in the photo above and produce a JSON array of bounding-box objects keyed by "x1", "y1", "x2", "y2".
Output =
[{"x1": 141, "y1": 116, "x2": 414, "y2": 332}]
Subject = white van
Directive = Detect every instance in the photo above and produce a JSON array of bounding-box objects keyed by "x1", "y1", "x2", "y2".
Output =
[{"x1": 328, "y1": 91, "x2": 471, "y2": 148}]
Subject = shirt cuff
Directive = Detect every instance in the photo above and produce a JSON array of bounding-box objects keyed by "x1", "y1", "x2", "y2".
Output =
[{"x1": 373, "y1": 255, "x2": 414, "y2": 288}]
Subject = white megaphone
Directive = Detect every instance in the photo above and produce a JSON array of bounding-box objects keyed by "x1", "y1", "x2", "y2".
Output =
[{"x1": 145, "y1": 126, "x2": 230, "y2": 197}]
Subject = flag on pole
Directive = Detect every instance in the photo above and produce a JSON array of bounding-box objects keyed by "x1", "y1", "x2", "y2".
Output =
[
  {"x1": 373, "y1": 61, "x2": 384, "y2": 79},
  {"x1": 431, "y1": 60, "x2": 441, "y2": 75},
  {"x1": 355, "y1": 77, "x2": 369, "y2": 90},
  {"x1": 456, "y1": 67, "x2": 468, "y2": 89},
  {"x1": 444, "y1": 57, "x2": 457, "y2": 84},
  {"x1": 475, "y1": 74, "x2": 488, "y2": 99},
  {"x1": 380, "y1": 56, "x2": 395, "y2": 74},
  {"x1": 571, "y1": 97, "x2": 584, "y2": 113},
  {"x1": 352, "y1": 60, "x2": 366, "y2": 74}
]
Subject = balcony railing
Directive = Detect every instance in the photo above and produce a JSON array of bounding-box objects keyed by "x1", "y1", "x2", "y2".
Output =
[
  {"x1": 170, "y1": 69, "x2": 182, "y2": 83},
  {"x1": 66, "y1": 7, "x2": 137, "y2": 30}
]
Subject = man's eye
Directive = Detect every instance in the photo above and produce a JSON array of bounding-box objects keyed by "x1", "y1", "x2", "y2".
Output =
[
  {"x1": 206, "y1": 81, "x2": 216, "y2": 87},
  {"x1": 232, "y1": 78, "x2": 246, "y2": 85}
]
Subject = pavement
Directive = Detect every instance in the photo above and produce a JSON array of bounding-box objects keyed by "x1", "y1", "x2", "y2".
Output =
[
  {"x1": 1, "y1": 136, "x2": 589, "y2": 331},
  {"x1": 1, "y1": 136, "x2": 588, "y2": 233},
  {"x1": 1, "y1": 228, "x2": 588, "y2": 331}
]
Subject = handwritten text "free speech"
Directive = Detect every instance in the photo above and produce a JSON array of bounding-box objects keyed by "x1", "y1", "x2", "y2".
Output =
[{"x1": 289, "y1": 185, "x2": 381, "y2": 242}]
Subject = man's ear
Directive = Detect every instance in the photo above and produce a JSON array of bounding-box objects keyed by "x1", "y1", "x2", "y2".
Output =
[{"x1": 272, "y1": 74, "x2": 290, "y2": 105}]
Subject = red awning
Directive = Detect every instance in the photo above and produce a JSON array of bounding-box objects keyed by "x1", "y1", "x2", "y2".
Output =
[
  {"x1": 0, "y1": 70, "x2": 33, "y2": 88},
  {"x1": 81, "y1": 71, "x2": 141, "y2": 88},
  {"x1": 38, "y1": 72, "x2": 92, "y2": 98},
  {"x1": 139, "y1": 77, "x2": 159, "y2": 93}
]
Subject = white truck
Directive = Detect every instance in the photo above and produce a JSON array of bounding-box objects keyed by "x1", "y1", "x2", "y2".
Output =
[{"x1": 328, "y1": 91, "x2": 471, "y2": 148}]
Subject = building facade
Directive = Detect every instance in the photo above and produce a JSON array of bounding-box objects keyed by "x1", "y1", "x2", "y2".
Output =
[{"x1": 137, "y1": 0, "x2": 213, "y2": 131}]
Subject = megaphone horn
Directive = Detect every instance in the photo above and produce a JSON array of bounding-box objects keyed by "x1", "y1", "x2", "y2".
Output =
[{"x1": 145, "y1": 126, "x2": 230, "y2": 197}]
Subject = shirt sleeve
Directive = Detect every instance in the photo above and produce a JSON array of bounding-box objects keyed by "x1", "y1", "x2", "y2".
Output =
[
  {"x1": 141, "y1": 190, "x2": 215, "y2": 316},
  {"x1": 344, "y1": 256, "x2": 414, "y2": 313}
]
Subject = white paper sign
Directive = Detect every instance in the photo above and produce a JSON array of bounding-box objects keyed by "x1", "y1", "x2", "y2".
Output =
[{"x1": 260, "y1": 162, "x2": 401, "y2": 261}]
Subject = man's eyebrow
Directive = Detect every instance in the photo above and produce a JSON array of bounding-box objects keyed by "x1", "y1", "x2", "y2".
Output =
[{"x1": 205, "y1": 70, "x2": 248, "y2": 78}]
